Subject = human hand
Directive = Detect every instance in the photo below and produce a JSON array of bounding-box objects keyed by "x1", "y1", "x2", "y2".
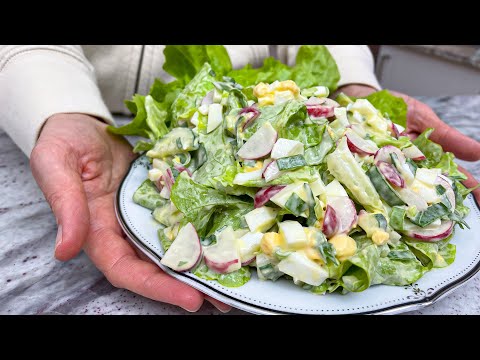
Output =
[
  {"x1": 338, "y1": 84, "x2": 480, "y2": 202},
  {"x1": 30, "y1": 114, "x2": 230, "y2": 313}
]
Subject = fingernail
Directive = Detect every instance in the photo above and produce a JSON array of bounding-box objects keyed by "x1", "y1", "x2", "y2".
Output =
[
  {"x1": 182, "y1": 303, "x2": 203, "y2": 313},
  {"x1": 205, "y1": 298, "x2": 231, "y2": 313},
  {"x1": 217, "y1": 307, "x2": 231, "y2": 314},
  {"x1": 55, "y1": 225, "x2": 63, "y2": 250}
]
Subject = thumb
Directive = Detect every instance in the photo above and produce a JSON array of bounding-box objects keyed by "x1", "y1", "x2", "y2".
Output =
[{"x1": 30, "y1": 142, "x2": 90, "y2": 261}]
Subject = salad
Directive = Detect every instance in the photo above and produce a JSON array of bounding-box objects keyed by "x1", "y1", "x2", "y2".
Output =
[{"x1": 110, "y1": 45, "x2": 475, "y2": 294}]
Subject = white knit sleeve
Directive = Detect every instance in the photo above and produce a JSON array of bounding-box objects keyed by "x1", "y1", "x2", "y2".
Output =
[{"x1": 0, "y1": 45, "x2": 113, "y2": 156}]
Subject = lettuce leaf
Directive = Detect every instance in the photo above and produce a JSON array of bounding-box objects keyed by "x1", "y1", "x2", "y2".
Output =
[
  {"x1": 193, "y1": 263, "x2": 251, "y2": 288},
  {"x1": 242, "y1": 100, "x2": 307, "y2": 140},
  {"x1": 405, "y1": 238, "x2": 456, "y2": 269},
  {"x1": 170, "y1": 63, "x2": 216, "y2": 124},
  {"x1": 132, "y1": 179, "x2": 167, "y2": 210},
  {"x1": 107, "y1": 95, "x2": 149, "y2": 138},
  {"x1": 170, "y1": 172, "x2": 252, "y2": 236},
  {"x1": 413, "y1": 128, "x2": 444, "y2": 168},
  {"x1": 340, "y1": 243, "x2": 379, "y2": 292},
  {"x1": 163, "y1": 45, "x2": 232, "y2": 84},
  {"x1": 436, "y1": 152, "x2": 467, "y2": 181},
  {"x1": 228, "y1": 45, "x2": 340, "y2": 91},
  {"x1": 227, "y1": 57, "x2": 291, "y2": 87},
  {"x1": 373, "y1": 242, "x2": 425, "y2": 286},
  {"x1": 291, "y1": 45, "x2": 340, "y2": 91},
  {"x1": 364, "y1": 90, "x2": 407, "y2": 128},
  {"x1": 108, "y1": 79, "x2": 182, "y2": 140},
  {"x1": 327, "y1": 137, "x2": 384, "y2": 213}
]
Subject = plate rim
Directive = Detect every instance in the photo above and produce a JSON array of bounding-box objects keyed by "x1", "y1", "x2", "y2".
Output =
[{"x1": 116, "y1": 156, "x2": 480, "y2": 315}]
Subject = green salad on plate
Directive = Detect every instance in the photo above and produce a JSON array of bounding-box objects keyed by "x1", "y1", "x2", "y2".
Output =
[{"x1": 109, "y1": 45, "x2": 475, "y2": 294}]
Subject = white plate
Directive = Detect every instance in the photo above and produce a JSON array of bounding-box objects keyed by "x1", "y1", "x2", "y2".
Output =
[{"x1": 115, "y1": 156, "x2": 480, "y2": 315}]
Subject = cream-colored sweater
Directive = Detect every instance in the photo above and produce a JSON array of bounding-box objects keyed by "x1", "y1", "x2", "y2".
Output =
[{"x1": 0, "y1": 45, "x2": 380, "y2": 156}]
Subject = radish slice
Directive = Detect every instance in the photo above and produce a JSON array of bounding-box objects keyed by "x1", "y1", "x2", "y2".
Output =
[
  {"x1": 254, "y1": 185, "x2": 286, "y2": 208},
  {"x1": 203, "y1": 227, "x2": 241, "y2": 274},
  {"x1": 173, "y1": 164, "x2": 192, "y2": 177},
  {"x1": 377, "y1": 161, "x2": 405, "y2": 188},
  {"x1": 262, "y1": 160, "x2": 283, "y2": 182},
  {"x1": 239, "y1": 106, "x2": 260, "y2": 130},
  {"x1": 374, "y1": 145, "x2": 407, "y2": 165},
  {"x1": 160, "y1": 223, "x2": 202, "y2": 272},
  {"x1": 237, "y1": 122, "x2": 277, "y2": 160},
  {"x1": 389, "y1": 122, "x2": 400, "y2": 138},
  {"x1": 305, "y1": 97, "x2": 325, "y2": 106},
  {"x1": 161, "y1": 168, "x2": 175, "y2": 198},
  {"x1": 401, "y1": 220, "x2": 453, "y2": 242},
  {"x1": 397, "y1": 188, "x2": 428, "y2": 211},
  {"x1": 201, "y1": 90, "x2": 214, "y2": 106},
  {"x1": 345, "y1": 129, "x2": 378, "y2": 156},
  {"x1": 349, "y1": 124, "x2": 367, "y2": 138},
  {"x1": 402, "y1": 145, "x2": 426, "y2": 161},
  {"x1": 435, "y1": 175, "x2": 456, "y2": 211},
  {"x1": 322, "y1": 205, "x2": 339, "y2": 238},
  {"x1": 306, "y1": 105, "x2": 335, "y2": 118},
  {"x1": 154, "y1": 176, "x2": 164, "y2": 192},
  {"x1": 328, "y1": 196, "x2": 358, "y2": 234}
]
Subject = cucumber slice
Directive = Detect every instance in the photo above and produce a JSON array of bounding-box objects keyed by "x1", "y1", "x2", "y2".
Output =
[
  {"x1": 409, "y1": 203, "x2": 451, "y2": 227},
  {"x1": 390, "y1": 206, "x2": 406, "y2": 231},
  {"x1": 373, "y1": 213, "x2": 388, "y2": 230},
  {"x1": 304, "y1": 184, "x2": 317, "y2": 226},
  {"x1": 285, "y1": 193, "x2": 308, "y2": 216},
  {"x1": 276, "y1": 155, "x2": 307, "y2": 171},
  {"x1": 367, "y1": 165, "x2": 404, "y2": 206}
]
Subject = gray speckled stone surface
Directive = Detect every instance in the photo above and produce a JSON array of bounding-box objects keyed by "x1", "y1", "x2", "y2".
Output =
[
  {"x1": 1, "y1": 95, "x2": 479, "y2": 315},
  {"x1": 401, "y1": 45, "x2": 480, "y2": 70}
]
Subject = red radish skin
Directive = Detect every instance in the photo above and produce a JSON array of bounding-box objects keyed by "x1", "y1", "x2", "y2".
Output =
[
  {"x1": 402, "y1": 145, "x2": 426, "y2": 161},
  {"x1": 239, "y1": 107, "x2": 261, "y2": 130},
  {"x1": 345, "y1": 130, "x2": 378, "y2": 156},
  {"x1": 328, "y1": 196, "x2": 358, "y2": 234},
  {"x1": 204, "y1": 258, "x2": 240, "y2": 273},
  {"x1": 306, "y1": 105, "x2": 335, "y2": 118},
  {"x1": 322, "y1": 205, "x2": 339, "y2": 238},
  {"x1": 377, "y1": 161, "x2": 405, "y2": 188},
  {"x1": 403, "y1": 221, "x2": 454, "y2": 242},
  {"x1": 254, "y1": 185, "x2": 286, "y2": 208},
  {"x1": 241, "y1": 257, "x2": 256, "y2": 266},
  {"x1": 164, "y1": 168, "x2": 175, "y2": 192},
  {"x1": 374, "y1": 145, "x2": 406, "y2": 165},
  {"x1": 389, "y1": 122, "x2": 400, "y2": 138},
  {"x1": 154, "y1": 176, "x2": 164, "y2": 192},
  {"x1": 174, "y1": 164, "x2": 192, "y2": 177}
]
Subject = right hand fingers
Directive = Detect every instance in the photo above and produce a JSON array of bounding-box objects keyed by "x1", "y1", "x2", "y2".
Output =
[
  {"x1": 84, "y1": 226, "x2": 205, "y2": 312},
  {"x1": 30, "y1": 141, "x2": 90, "y2": 261},
  {"x1": 427, "y1": 117, "x2": 480, "y2": 162},
  {"x1": 458, "y1": 165, "x2": 480, "y2": 204}
]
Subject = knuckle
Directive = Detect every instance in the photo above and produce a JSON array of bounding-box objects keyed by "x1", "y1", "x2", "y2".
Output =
[{"x1": 103, "y1": 253, "x2": 132, "y2": 289}]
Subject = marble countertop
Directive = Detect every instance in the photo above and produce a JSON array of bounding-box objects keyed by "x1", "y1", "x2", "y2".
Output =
[{"x1": 1, "y1": 95, "x2": 480, "y2": 315}]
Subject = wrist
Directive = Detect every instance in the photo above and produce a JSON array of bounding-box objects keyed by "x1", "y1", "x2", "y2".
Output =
[{"x1": 335, "y1": 84, "x2": 378, "y2": 98}]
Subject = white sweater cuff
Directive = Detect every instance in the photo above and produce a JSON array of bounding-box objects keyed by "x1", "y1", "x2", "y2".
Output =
[
  {"x1": 0, "y1": 49, "x2": 113, "y2": 156},
  {"x1": 325, "y1": 45, "x2": 381, "y2": 90}
]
